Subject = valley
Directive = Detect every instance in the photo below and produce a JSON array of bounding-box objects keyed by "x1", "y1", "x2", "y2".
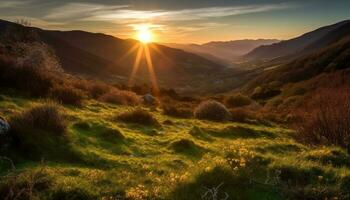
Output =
[{"x1": 0, "y1": 6, "x2": 350, "y2": 199}]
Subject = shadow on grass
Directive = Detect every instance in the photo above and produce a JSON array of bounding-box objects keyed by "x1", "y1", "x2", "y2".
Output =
[
  {"x1": 207, "y1": 126, "x2": 277, "y2": 139},
  {"x1": 188, "y1": 126, "x2": 213, "y2": 141},
  {"x1": 72, "y1": 121, "x2": 131, "y2": 157},
  {"x1": 255, "y1": 143, "x2": 303, "y2": 154},
  {"x1": 170, "y1": 139, "x2": 207, "y2": 158},
  {"x1": 170, "y1": 166, "x2": 282, "y2": 200},
  {"x1": 304, "y1": 148, "x2": 350, "y2": 167}
]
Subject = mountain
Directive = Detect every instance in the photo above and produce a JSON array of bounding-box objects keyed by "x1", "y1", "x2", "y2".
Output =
[
  {"x1": 0, "y1": 19, "x2": 230, "y2": 92},
  {"x1": 243, "y1": 34, "x2": 350, "y2": 103},
  {"x1": 164, "y1": 39, "x2": 279, "y2": 63},
  {"x1": 244, "y1": 20, "x2": 350, "y2": 61}
]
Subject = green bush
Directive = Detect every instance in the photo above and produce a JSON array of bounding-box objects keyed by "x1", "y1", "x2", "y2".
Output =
[
  {"x1": 10, "y1": 102, "x2": 67, "y2": 135},
  {"x1": 8, "y1": 102, "x2": 77, "y2": 160},
  {"x1": 194, "y1": 100, "x2": 231, "y2": 122}
]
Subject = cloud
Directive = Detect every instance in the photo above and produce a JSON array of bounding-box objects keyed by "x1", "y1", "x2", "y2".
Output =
[
  {"x1": 45, "y1": 3, "x2": 129, "y2": 20},
  {"x1": 45, "y1": 2, "x2": 297, "y2": 22},
  {"x1": 0, "y1": 15, "x2": 66, "y2": 29},
  {"x1": 0, "y1": 0, "x2": 33, "y2": 9}
]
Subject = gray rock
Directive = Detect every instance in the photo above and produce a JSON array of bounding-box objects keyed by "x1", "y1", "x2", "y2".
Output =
[
  {"x1": 0, "y1": 117, "x2": 10, "y2": 135},
  {"x1": 143, "y1": 94, "x2": 157, "y2": 105}
]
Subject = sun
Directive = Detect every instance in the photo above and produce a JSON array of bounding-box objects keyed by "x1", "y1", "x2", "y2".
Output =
[{"x1": 137, "y1": 26, "x2": 153, "y2": 43}]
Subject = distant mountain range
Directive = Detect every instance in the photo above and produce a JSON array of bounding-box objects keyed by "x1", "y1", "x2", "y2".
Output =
[
  {"x1": 244, "y1": 20, "x2": 350, "y2": 61},
  {"x1": 241, "y1": 20, "x2": 350, "y2": 104},
  {"x1": 0, "y1": 19, "x2": 232, "y2": 93},
  {"x1": 164, "y1": 39, "x2": 279, "y2": 64},
  {"x1": 1, "y1": 18, "x2": 349, "y2": 96}
]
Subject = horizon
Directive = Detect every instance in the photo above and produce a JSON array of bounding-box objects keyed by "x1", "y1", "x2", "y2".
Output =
[{"x1": 1, "y1": 0, "x2": 350, "y2": 43}]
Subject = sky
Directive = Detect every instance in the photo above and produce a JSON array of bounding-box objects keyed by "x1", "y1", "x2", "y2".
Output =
[{"x1": 1, "y1": 0, "x2": 350, "y2": 43}]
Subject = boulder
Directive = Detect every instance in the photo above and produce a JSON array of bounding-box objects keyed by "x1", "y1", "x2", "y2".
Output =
[
  {"x1": 143, "y1": 94, "x2": 157, "y2": 106},
  {"x1": 0, "y1": 116, "x2": 10, "y2": 135}
]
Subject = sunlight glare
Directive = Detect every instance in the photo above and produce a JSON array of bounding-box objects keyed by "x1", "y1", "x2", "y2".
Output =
[{"x1": 137, "y1": 26, "x2": 153, "y2": 43}]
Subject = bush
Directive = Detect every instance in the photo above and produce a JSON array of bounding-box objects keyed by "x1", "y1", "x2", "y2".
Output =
[
  {"x1": 99, "y1": 90, "x2": 140, "y2": 105},
  {"x1": 162, "y1": 104, "x2": 193, "y2": 118},
  {"x1": 0, "y1": 59, "x2": 54, "y2": 97},
  {"x1": 10, "y1": 102, "x2": 67, "y2": 135},
  {"x1": 251, "y1": 87, "x2": 281, "y2": 100},
  {"x1": 8, "y1": 102, "x2": 75, "y2": 160},
  {"x1": 230, "y1": 108, "x2": 254, "y2": 123},
  {"x1": 49, "y1": 84, "x2": 86, "y2": 106},
  {"x1": 72, "y1": 80, "x2": 111, "y2": 99},
  {"x1": 225, "y1": 94, "x2": 252, "y2": 108},
  {"x1": 296, "y1": 87, "x2": 350, "y2": 153},
  {"x1": 87, "y1": 82, "x2": 111, "y2": 99},
  {"x1": 194, "y1": 100, "x2": 231, "y2": 122},
  {"x1": 116, "y1": 108, "x2": 160, "y2": 126}
]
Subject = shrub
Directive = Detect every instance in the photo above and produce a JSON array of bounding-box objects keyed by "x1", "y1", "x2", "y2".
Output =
[
  {"x1": 194, "y1": 100, "x2": 231, "y2": 122},
  {"x1": 87, "y1": 82, "x2": 111, "y2": 99},
  {"x1": 8, "y1": 102, "x2": 75, "y2": 160},
  {"x1": 225, "y1": 94, "x2": 252, "y2": 108},
  {"x1": 251, "y1": 87, "x2": 281, "y2": 100},
  {"x1": 162, "y1": 104, "x2": 193, "y2": 118},
  {"x1": 0, "y1": 59, "x2": 54, "y2": 97},
  {"x1": 72, "y1": 80, "x2": 111, "y2": 99},
  {"x1": 99, "y1": 90, "x2": 140, "y2": 106},
  {"x1": 296, "y1": 87, "x2": 350, "y2": 153},
  {"x1": 49, "y1": 84, "x2": 86, "y2": 106},
  {"x1": 229, "y1": 108, "x2": 254, "y2": 123},
  {"x1": 116, "y1": 108, "x2": 160, "y2": 126},
  {"x1": 10, "y1": 102, "x2": 67, "y2": 135}
]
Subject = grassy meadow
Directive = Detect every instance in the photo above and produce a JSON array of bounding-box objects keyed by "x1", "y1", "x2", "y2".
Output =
[{"x1": 1, "y1": 93, "x2": 350, "y2": 200}]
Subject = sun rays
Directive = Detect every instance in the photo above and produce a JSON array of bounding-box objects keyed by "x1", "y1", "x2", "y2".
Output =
[{"x1": 126, "y1": 42, "x2": 160, "y2": 95}]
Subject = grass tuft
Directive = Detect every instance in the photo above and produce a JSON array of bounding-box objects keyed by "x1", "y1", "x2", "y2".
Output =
[
  {"x1": 194, "y1": 100, "x2": 231, "y2": 122},
  {"x1": 116, "y1": 108, "x2": 160, "y2": 127}
]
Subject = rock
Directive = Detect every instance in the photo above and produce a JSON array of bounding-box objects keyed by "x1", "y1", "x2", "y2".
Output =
[
  {"x1": 143, "y1": 94, "x2": 157, "y2": 106},
  {"x1": 0, "y1": 117, "x2": 10, "y2": 135}
]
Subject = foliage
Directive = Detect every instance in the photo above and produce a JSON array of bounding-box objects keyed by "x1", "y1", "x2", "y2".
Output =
[
  {"x1": 194, "y1": 100, "x2": 231, "y2": 122},
  {"x1": 225, "y1": 94, "x2": 252, "y2": 108},
  {"x1": 116, "y1": 108, "x2": 160, "y2": 126},
  {"x1": 7, "y1": 102, "x2": 77, "y2": 160},
  {"x1": 49, "y1": 84, "x2": 86, "y2": 106},
  {"x1": 99, "y1": 90, "x2": 140, "y2": 106},
  {"x1": 162, "y1": 103, "x2": 193, "y2": 118},
  {"x1": 295, "y1": 87, "x2": 350, "y2": 153},
  {"x1": 0, "y1": 56, "x2": 54, "y2": 97},
  {"x1": 229, "y1": 108, "x2": 255, "y2": 123},
  {"x1": 10, "y1": 102, "x2": 67, "y2": 135}
]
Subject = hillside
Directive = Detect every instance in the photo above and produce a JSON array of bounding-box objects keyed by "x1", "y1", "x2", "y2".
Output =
[
  {"x1": 165, "y1": 39, "x2": 279, "y2": 63},
  {"x1": 0, "y1": 19, "x2": 230, "y2": 92},
  {"x1": 242, "y1": 35, "x2": 350, "y2": 111},
  {"x1": 244, "y1": 20, "x2": 350, "y2": 61},
  {"x1": 1, "y1": 17, "x2": 350, "y2": 200},
  {"x1": 1, "y1": 89, "x2": 350, "y2": 199}
]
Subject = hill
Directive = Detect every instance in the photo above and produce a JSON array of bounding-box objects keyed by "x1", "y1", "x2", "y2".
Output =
[
  {"x1": 164, "y1": 39, "x2": 279, "y2": 63},
  {"x1": 244, "y1": 20, "x2": 350, "y2": 61},
  {"x1": 0, "y1": 19, "x2": 229, "y2": 92},
  {"x1": 1, "y1": 19, "x2": 350, "y2": 200},
  {"x1": 242, "y1": 34, "x2": 350, "y2": 111}
]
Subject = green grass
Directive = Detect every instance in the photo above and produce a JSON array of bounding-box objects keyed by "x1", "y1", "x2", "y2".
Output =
[{"x1": 1, "y1": 94, "x2": 350, "y2": 199}]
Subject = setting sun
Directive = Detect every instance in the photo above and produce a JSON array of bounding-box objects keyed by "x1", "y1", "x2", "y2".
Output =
[{"x1": 137, "y1": 26, "x2": 153, "y2": 43}]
